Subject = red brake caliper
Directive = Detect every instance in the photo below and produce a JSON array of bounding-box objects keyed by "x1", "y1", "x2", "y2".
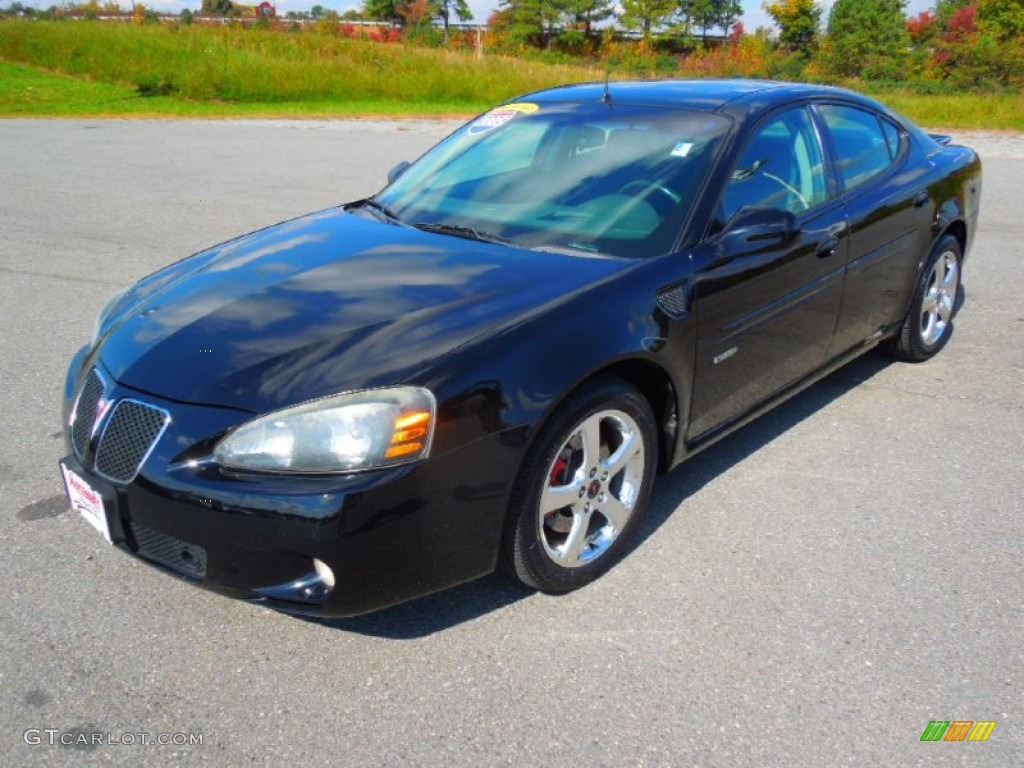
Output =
[{"x1": 550, "y1": 456, "x2": 569, "y2": 486}]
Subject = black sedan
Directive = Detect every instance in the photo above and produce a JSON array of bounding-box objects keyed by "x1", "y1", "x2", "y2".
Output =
[{"x1": 60, "y1": 80, "x2": 981, "y2": 616}]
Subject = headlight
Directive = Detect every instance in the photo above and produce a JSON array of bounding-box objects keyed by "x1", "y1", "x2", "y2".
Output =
[
  {"x1": 214, "y1": 387, "x2": 436, "y2": 473},
  {"x1": 90, "y1": 286, "x2": 130, "y2": 348}
]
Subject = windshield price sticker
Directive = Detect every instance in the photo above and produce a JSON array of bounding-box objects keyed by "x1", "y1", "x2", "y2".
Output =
[{"x1": 468, "y1": 102, "x2": 539, "y2": 135}]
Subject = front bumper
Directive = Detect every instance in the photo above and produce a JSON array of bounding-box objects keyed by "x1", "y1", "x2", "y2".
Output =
[{"x1": 61, "y1": 353, "x2": 519, "y2": 617}]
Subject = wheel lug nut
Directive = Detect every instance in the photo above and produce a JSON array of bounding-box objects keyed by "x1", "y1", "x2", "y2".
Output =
[
  {"x1": 589, "y1": 468, "x2": 596, "y2": 478},
  {"x1": 578, "y1": 487, "x2": 585, "y2": 497},
  {"x1": 601, "y1": 472, "x2": 608, "y2": 481}
]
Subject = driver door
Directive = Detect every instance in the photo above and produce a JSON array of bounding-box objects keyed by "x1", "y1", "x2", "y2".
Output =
[{"x1": 688, "y1": 106, "x2": 848, "y2": 440}]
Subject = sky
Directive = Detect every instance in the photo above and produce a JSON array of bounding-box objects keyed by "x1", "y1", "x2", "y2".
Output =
[{"x1": 19, "y1": 0, "x2": 937, "y2": 30}]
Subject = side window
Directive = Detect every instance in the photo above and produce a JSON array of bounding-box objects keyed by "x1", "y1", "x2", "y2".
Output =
[
  {"x1": 720, "y1": 107, "x2": 828, "y2": 225},
  {"x1": 819, "y1": 105, "x2": 899, "y2": 190}
]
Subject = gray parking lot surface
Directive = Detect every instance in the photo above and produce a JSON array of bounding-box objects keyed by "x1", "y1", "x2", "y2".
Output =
[{"x1": 1, "y1": 119, "x2": 1021, "y2": 767}]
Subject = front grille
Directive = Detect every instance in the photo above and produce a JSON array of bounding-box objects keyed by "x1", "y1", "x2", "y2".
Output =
[
  {"x1": 71, "y1": 369, "x2": 105, "y2": 459},
  {"x1": 131, "y1": 522, "x2": 207, "y2": 580},
  {"x1": 94, "y1": 399, "x2": 169, "y2": 483}
]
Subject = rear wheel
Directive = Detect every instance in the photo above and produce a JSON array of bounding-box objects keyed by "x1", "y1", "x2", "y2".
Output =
[
  {"x1": 502, "y1": 378, "x2": 657, "y2": 593},
  {"x1": 888, "y1": 234, "x2": 962, "y2": 362}
]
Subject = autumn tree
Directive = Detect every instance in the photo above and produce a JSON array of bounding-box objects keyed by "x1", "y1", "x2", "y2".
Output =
[
  {"x1": 821, "y1": 0, "x2": 909, "y2": 78},
  {"x1": 931, "y1": 0, "x2": 1024, "y2": 88},
  {"x1": 398, "y1": 0, "x2": 432, "y2": 26},
  {"x1": 906, "y1": 10, "x2": 938, "y2": 46},
  {"x1": 934, "y1": 0, "x2": 973, "y2": 25},
  {"x1": 763, "y1": 0, "x2": 822, "y2": 56}
]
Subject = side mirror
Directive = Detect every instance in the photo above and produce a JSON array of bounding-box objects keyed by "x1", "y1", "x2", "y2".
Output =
[
  {"x1": 718, "y1": 207, "x2": 797, "y2": 257},
  {"x1": 387, "y1": 161, "x2": 411, "y2": 185}
]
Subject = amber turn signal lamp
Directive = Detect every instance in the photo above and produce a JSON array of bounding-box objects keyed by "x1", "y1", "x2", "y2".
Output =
[{"x1": 385, "y1": 411, "x2": 432, "y2": 459}]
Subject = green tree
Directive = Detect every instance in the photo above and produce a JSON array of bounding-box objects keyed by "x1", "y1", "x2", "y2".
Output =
[
  {"x1": 682, "y1": 0, "x2": 742, "y2": 41},
  {"x1": 619, "y1": 0, "x2": 678, "y2": 36},
  {"x1": 764, "y1": 0, "x2": 822, "y2": 56},
  {"x1": 821, "y1": 0, "x2": 909, "y2": 78},
  {"x1": 179, "y1": 7, "x2": 194, "y2": 22},
  {"x1": 310, "y1": 4, "x2": 324, "y2": 17},
  {"x1": 563, "y1": 0, "x2": 612, "y2": 35},
  {"x1": 499, "y1": 0, "x2": 567, "y2": 48},
  {"x1": 201, "y1": 0, "x2": 232, "y2": 14},
  {"x1": 977, "y1": 0, "x2": 1024, "y2": 39},
  {"x1": 364, "y1": 0, "x2": 401, "y2": 23},
  {"x1": 435, "y1": 0, "x2": 473, "y2": 42}
]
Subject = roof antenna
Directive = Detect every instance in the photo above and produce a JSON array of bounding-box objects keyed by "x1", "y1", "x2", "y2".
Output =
[{"x1": 601, "y1": 72, "x2": 612, "y2": 104}]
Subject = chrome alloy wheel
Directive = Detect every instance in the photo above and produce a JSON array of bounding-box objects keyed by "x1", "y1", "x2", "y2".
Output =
[
  {"x1": 537, "y1": 409, "x2": 646, "y2": 568},
  {"x1": 920, "y1": 248, "x2": 959, "y2": 347}
]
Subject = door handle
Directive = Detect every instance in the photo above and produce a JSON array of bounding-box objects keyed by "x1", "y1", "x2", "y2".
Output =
[
  {"x1": 816, "y1": 237, "x2": 839, "y2": 259},
  {"x1": 913, "y1": 190, "x2": 929, "y2": 208}
]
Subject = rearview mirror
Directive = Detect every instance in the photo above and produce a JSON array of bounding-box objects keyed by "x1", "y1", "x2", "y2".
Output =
[
  {"x1": 388, "y1": 161, "x2": 411, "y2": 185},
  {"x1": 718, "y1": 207, "x2": 797, "y2": 257}
]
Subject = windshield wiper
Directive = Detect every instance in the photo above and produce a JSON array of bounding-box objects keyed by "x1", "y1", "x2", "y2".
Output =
[
  {"x1": 348, "y1": 198, "x2": 403, "y2": 224},
  {"x1": 412, "y1": 222, "x2": 512, "y2": 245}
]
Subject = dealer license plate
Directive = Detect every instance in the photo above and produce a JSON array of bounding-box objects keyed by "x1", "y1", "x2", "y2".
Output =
[{"x1": 61, "y1": 464, "x2": 111, "y2": 543}]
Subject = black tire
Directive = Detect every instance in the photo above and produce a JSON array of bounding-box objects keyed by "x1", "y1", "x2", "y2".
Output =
[
  {"x1": 501, "y1": 377, "x2": 658, "y2": 593},
  {"x1": 887, "y1": 234, "x2": 962, "y2": 362}
]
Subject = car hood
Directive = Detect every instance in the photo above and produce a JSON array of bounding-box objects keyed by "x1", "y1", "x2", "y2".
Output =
[{"x1": 97, "y1": 208, "x2": 629, "y2": 413}]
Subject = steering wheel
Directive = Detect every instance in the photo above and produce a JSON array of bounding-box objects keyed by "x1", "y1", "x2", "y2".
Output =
[
  {"x1": 617, "y1": 180, "x2": 681, "y2": 215},
  {"x1": 761, "y1": 171, "x2": 809, "y2": 211}
]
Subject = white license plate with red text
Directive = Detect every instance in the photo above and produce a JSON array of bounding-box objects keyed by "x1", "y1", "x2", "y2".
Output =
[{"x1": 61, "y1": 464, "x2": 111, "y2": 543}]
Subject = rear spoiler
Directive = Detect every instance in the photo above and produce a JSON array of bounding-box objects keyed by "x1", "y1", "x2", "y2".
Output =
[{"x1": 929, "y1": 133, "x2": 953, "y2": 146}]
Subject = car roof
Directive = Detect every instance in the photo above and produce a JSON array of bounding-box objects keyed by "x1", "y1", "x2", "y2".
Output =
[{"x1": 520, "y1": 79, "x2": 884, "y2": 117}]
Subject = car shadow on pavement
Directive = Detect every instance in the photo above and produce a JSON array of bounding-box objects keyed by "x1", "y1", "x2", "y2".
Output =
[
  {"x1": 635, "y1": 351, "x2": 896, "y2": 548},
  {"x1": 306, "y1": 351, "x2": 895, "y2": 639}
]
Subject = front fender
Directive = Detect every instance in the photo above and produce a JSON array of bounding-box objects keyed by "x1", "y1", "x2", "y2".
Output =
[{"x1": 419, "y1": 253, "x2": 697, "y2": 476}]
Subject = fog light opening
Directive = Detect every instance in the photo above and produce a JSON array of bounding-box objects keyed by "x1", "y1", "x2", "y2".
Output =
[{"x1": 313, "y1": 558, "x2": 335, "y2": 589}]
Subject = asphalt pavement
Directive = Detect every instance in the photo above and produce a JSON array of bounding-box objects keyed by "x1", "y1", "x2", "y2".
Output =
[{"x1": 0, "y1": 119, "x2": 1021, "y2": 767}]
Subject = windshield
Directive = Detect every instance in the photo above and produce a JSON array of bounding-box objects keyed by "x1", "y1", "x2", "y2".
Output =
[{"x1": 376, "y1": 102, "x2": 731, "y2": 258}]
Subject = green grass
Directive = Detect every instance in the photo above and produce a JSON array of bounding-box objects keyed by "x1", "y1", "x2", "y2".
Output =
[
  {"x1": 865, "y1": 89, "x2": 1024, "y2": 131},
  {"x1": 0, "y1": 61, "x2": 486, "y2": 117},
  {"x1": 0, "y1": 20, "x2": 1021, "y2": 129},
  {"x1": 0, "y1": 20, "x2": 600, "y2": 115}
]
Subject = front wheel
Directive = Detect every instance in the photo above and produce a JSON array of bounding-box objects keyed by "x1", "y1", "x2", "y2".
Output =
[
  {"x1": 887, "y1": 234, "x2": 962, "y2": 362},
  {"x1": 502, "y1": 378, "x2": 658, "y2": 593}
]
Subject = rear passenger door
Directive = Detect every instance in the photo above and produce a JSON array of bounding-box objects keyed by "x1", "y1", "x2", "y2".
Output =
[{"x1": 815, "y1": 103, "x2": 935, "y2": 355}]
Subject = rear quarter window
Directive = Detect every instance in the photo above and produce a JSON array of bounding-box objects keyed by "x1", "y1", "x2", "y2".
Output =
[{"x1": 819, "y1": 105, "x2": 900, "y2": 191}]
